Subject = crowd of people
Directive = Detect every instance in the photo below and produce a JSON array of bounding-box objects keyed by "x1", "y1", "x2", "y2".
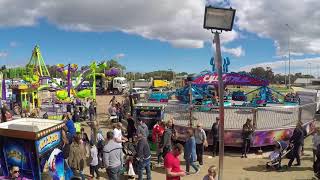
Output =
[{"x1": 0, "y1": 94, "x2": 318, "y2": 180}]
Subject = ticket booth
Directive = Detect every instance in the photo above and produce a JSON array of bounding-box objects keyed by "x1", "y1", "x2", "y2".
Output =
[{"x1": 0, "y1": 118, "x2": 65, "y2": 180}]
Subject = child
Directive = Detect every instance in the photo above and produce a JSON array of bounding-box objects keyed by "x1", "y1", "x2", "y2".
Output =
[
  {"x1": 313, "y1": 128, "x2": 320, "y2": 162},
  {"x1": 89, "y1": 141, "x2": 100, "y2": 179},
  {"x1": 203, "y1": 165, "x2": 217, "y2": 180},
  {"x1": 184, "y1": 128, "x2": 199, "y2": 174}
]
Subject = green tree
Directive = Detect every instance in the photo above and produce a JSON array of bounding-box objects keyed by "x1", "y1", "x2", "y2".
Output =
[{"x1": 105, "y1": 59, "x2": 126, "y2": 71}]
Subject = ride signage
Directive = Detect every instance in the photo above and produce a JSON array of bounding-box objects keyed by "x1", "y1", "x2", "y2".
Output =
[
  {"x1": 36, "y1": 131, "x2": 61, "y2": 155},
  {"x1": 192, "y1": 72, "x2": 269, "y2": 86}
]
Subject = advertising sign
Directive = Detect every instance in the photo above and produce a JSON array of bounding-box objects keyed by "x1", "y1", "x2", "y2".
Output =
[
  {"x1": 4, "y1": 141, "x2": 31, "y2": 169},
  {"x1": 36, "y1": 131, "x2": 61, "y2": 156},
  {"x1": 136, "y1": 109, "x2": 161, "y2": 119}
]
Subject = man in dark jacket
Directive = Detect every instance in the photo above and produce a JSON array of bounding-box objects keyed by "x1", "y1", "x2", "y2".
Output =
[
  {"x1": 161, "y1": 121, "x2": 173, "y2": 158},
  {"x1": 136, "y1": 131, "x2": 151, "y2": 180},
  {"x1": 288, "y1": 122, "x2": 304, "y2": 167},
  {"x1": 211, "y1": 117, "x2": 219, "y2": 157},
  {"x1": 241, "y1": 118, "x2": 254, "y2": 158},
  {"x1": 137, "y1": 119, "x2": 149, "y2": 138}
]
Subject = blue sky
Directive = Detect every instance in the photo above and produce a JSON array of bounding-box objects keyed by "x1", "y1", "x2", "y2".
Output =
[{"x1": 0, "y1": 0, "x2": 319, "y2": 75}]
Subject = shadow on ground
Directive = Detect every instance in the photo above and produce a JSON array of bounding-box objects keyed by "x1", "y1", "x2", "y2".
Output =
[{"x1": 243, "y1": 164, "x2": 313, "y2": 172}]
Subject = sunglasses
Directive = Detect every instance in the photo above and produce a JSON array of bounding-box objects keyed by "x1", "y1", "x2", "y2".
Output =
[{"x1": 13, "y1": 170, "x2": 19, "y2": 173}]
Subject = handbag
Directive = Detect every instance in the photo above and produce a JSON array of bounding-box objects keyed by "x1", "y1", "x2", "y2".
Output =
[
  {"x1": 128, "y1": 161, "x2": 136, "y2": 176},
  {"x1": 203, "y1": 139, "x2": 208, "y2": 148}
]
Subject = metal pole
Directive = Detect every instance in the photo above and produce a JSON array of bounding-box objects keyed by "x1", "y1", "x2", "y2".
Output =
[
  {"x1": 286, "y1": 24, "x2": 291, "y2": 87},
  {"x1": 214, "y1": 31, "x2": 225, "y2": 180},
  {"x1": 284, "y1": 57, "x2": 287, "y2": 86},
  {"x1": 67, "y1": 64, "x2": 71, "y2": 97},
  {"x1": 189, "y1": 81, "x2": 192, "y2": 127},
  {"x1": 317, "y1": 65, "x2": 319, "y2": 79}
]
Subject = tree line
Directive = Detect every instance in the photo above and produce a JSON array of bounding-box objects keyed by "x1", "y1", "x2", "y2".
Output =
[
  {"x1": 0, "y1": 62, "x2": 314, "y2": 85},
  {"x1": 247, "y1": 67, "x2": 314, "y2": 84}
]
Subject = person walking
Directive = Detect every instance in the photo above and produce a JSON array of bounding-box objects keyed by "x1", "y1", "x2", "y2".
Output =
[
  {"x1": 127, "y1": 116, "x2": 136, "y2": 142},
  {"x1": 109, "y1": 96, "x2": 116, "y2": 105},
  {"x1": 313, "y1": 128, "x2": 320, "y2": 162},
  {"x1": 136, "y1": 131, "x2": 152, "y2": 180},
  {"x1": 152, "y1": 121, "x2": 165, "y2": 165},
  {"x1": 103, "y1": 131, "x2": 123, "y2": 180},
  {"x1": 1, "y1": 104, "x2": 8, "y2": 123},
  {"x1": 211, "y1": 117, "x2": 219, "y2": 157},
  {"x1": 195, "y1": 123, "x2": 207, "y2": 165},
  {"x1": 96, "y1": 129, "x2": 105, "y2": 168},
  {"x1": 161, "y1": 121, "x2": 173, "y2": 158},
  {"x1": 113, "y1": 122, "x2": 127, "y2": 145},
  {"x1": 89, "y1": 101, "x2": 95, "y2": 121},
  {"x1": 299, "y1": 122, "x2": 307, "y2": 155},
  {"x1": 241, "y1": 118, "x2": 254, "y2": 158},
  {"x1": 137, "y1": 119, "x2": 149, "y2": 138},
  {"x1": 62, "y1": 125, "x2": 71, "y2": 163},
  {"x1": 68, "y1": 135, "x2": 87, "y2": 180},
  {"x1": 184, "y1": 128, "x2": 199, "y2": 175},
  {"x1": 164, "y1": 143, "x2": 186, "y2": 180},
  {"x1": 89, "y1": 141, "x2": 100, "y2": 179},
  {"x1": 80, "y1": 128, "x2": 90, "y2": 156},
  {"x1": 288, "y1": 122, "x2": 304, "y2": 167}
]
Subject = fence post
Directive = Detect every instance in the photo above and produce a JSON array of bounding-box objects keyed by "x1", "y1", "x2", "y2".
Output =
[
  {"x1": 298, "y1": 105, "x2": 302, "y2": 123},
  {"x1": 252, "y1": 108, "x2": 257, "y2": 129}
]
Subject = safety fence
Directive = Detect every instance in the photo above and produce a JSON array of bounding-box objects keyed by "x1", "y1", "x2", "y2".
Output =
[{"x1": 164, "y1": 102, "x2": 317, "y2": 130}]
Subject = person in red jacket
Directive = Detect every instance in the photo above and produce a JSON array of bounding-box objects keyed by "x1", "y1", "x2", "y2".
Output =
[{"x1": 152, "y1": 121, "x2": 165, "y2": 165}]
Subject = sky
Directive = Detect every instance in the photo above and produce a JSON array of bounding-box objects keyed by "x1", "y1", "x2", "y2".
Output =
[{"x1": 0, "y1": 0, "x2": 320, "y2": 76}]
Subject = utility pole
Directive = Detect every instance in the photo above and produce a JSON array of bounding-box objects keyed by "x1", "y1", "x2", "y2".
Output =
[
  {"x1": 317, "y1": 65, "x2": 319, "y2": 79},
  {"x1": 284, "y1": 56, "x2": 287, "y2": 86},
  {"x1": 286, "y1": 24, "x2": 291, "y2": 88}
]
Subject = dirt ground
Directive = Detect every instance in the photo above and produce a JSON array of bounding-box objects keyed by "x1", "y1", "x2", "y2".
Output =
[{"x1": 81, "y1": 94, "x2": 316, "y2": 180}]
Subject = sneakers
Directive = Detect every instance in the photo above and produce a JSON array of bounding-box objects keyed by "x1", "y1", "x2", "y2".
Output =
[
  {"x1": 241, "y1": 154, "x2": 248, "y2": 158},
  {"x1": 195, "y1": 168, "x2": 201, "y2": 175}
]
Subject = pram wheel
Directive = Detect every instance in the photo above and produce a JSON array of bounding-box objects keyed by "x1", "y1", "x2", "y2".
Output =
[{"x1": 266, "y1": 164, "x2": 270, "y2": 169}]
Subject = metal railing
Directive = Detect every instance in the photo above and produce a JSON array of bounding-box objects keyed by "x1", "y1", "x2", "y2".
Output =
[{"x1": 164, "y1": 102, "x2": 316, "y2": 130}]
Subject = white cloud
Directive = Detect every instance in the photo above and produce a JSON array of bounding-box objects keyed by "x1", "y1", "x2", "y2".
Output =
[
  {"x1": 0, "y1": 51, "x2": 8, "y2": 58},
  {"x1": 239, "y1": 57, "x2": 320, "y2": 76},
  {"x1": 0, "y1": 0, "x2": 239, "y2": 49},
  {"x1": 115, "y1": 53, "x2": 125, "y2": 59},
  {"x1": 231, "y1": 0, "x2": 320, "y2": 56},
  {"x1": 9, "y1": 41, "x2": 18, "y2": 47},
  {"x1": 221, "y1": 46, "x2": 245, "y2": 57}
]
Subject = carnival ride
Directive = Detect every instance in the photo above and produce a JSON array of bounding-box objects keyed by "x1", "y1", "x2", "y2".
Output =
[
  {"x1": 163, "y1": 57, "x2": 315, "y2": 148},
  {"x1": 6, "y1": 45, "x2": 112, "y2": 117}
]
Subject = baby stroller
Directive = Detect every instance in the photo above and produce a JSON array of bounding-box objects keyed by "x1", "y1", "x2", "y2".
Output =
[
  {"x1": 122, "y1": 142, "x2": 138, "y2": 178},
  {"x1": 266, "y1": 140, "x2": 293, "y2": 170}
]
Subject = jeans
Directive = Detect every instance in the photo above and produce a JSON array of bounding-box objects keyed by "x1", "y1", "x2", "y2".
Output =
[
  {"x1": 71, "y1": 169, "x2": 85, "y2": 180},
  {"x1": 90, "y1": 165, "x2": 100, "y2": 178},
  {"x1": 137, "y1": 158, "x2": 152, "y2": 180},
  {"x1": 288, "y1": 144, "x2": 301, "y2": 167},
  {"x1": 157, "y1": 152, "x2": 163, "y2": 164},
  {"x1": 242, "y1": 138, "x2": 251, "y2": 156},
  {"x1": 196, "y1": 143, "x2": 204, "y2": 165},
  {"x1": 186, "y1": 160, "x2": 198, "y2": 173},
  {"x1": 162, "y1": 145, "x2": 172, "y2": 158},
  {"x1": 107, "y1": 165, "x2": 121, "y2": 180}
]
